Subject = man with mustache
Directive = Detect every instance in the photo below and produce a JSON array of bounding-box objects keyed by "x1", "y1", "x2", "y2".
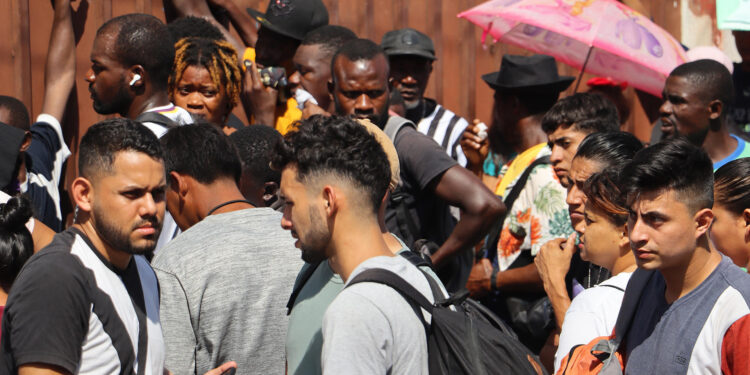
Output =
[
  {"x1": 0, "y1": 119, "x2": 236, "y2": 375},
  {"x1": 86, "y1": 13, "x2": 195, "y2": 250},
  {"x1": 659, "y1": 59, "x2": 750, "y2": 170}
]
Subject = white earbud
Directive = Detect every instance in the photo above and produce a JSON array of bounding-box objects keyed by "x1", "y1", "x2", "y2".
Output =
[{"x1": 129, "y1": 74, "x2": 141, "y2": 86}]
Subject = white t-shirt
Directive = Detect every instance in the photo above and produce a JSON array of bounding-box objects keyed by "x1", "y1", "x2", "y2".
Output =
[
  {"x1": 321, "y1": 255, "x2": 448, "y2": 374},
  {"x1": 554, "y1": 271, "x2": 633, "y2": 372}
]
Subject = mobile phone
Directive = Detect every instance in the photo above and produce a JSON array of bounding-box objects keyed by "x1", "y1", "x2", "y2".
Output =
[
  {"x1": 258, "y1": 66, "x2": 288, "y2": 89},
  {"x1": 220, "y1": 368, "x2": 236, "y2": 375}
]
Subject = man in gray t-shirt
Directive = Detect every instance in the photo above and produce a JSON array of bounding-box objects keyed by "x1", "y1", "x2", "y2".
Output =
[{"x1": 153, "y1": 124, "x2": 302, "y2": 374}]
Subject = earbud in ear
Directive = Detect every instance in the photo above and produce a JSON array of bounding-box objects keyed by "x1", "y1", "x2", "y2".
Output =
[{"x1": 130, "y1": 74, "x2": 141, "y2": 86}]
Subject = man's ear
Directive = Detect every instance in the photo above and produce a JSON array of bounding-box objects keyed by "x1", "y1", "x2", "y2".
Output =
[
  {"x1": 128, "y1": 65, "x2": 146, "y2": 90},
  {"x1": 695, "y1": 208, "x2": 714, "y2": 238},
  {"x1": 322, "y1": 185, "x2": 337, "y2": 217},
  {"x1": 169, "y1": 171, "x2": 189, "y2": 198},
  {"x1": 71, "y1": 177, "x2": 94, "y2": 213},
  {"x1": 708, "y1": 99, "x2": 723, "y2": 121},
  {"x1": 19, "y1": 131, "x2": 31, "y2": 152},
  {"x1": 263, "y1": 181, "x2": 279, "y2": 203}
]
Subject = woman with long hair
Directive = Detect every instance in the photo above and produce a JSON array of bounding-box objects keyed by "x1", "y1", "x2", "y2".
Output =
[{"x1": 553, "y1": 170, "x2": 637, "y2": 371}]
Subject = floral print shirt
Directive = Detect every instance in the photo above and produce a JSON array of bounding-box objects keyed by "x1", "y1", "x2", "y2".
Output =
[{"x1": 495, "y1": 145, "x2": 574, "y2": 271}]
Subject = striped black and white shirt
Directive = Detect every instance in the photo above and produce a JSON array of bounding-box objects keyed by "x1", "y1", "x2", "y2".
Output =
[
  {"x1": 0, "y1": 227, "x2": 164, "y2": 374},
  {"x1": 413, "y1": 99, "x2": 469, "y2": 167}
]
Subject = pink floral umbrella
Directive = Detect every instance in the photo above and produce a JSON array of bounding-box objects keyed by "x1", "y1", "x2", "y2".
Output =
[{"x1": 458, "y1": 0, "x2": 687, "y2": 96}]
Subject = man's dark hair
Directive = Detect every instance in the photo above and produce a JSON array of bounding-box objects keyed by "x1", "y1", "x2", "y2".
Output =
[
  {"x1": 0, "y1": 96, "x2": 30, "y2": 131},
  {"x1": 670, "y1": 59, "x2": 734, "y2": 107},
  {"x1": 78, "y1": 118, "x2": 163, "y2": 180},
  {"x1": 272, "y1": 115, "x2": 390, "y2": 212},
  {"x1": 167, "y1": 16, "x2": 225, "y2": 44},
  {"x1": 98, "y1": 14, "x2": 175, "y2": 90},
  {"x1": 622, "y1": 137, "x2": 714, "y2": 213},
  {"x1": 230, "y1": 125, "x2": 282, "y2": 184},
  {"x1": 574, "y1": 131, "x2": 643, "y2": 168},
  {"x1": 331, "y1": 38, "x2": 388, "y2": 83},
  {"x1": 302, "y1": 25, "x2": 357, "y2": 56},
  {"x1": 541, "y1": 92, "x2": 619, "y2": 134},
  {"x1": 161, "y1": 123, "x2": 241, "y2": 185}
]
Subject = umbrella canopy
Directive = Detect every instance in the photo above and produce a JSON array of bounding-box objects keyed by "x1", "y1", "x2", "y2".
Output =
[{"x1": 458, "y1": 0, "x2": 687, "y2": 96}]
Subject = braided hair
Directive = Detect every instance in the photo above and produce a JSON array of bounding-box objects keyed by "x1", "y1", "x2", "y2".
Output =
[{"x1": 169, "y1": 37, "x2": 242, "y2": 111}]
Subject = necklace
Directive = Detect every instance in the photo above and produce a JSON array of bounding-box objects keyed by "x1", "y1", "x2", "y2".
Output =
[{"x1": 206, "y1": 199, "x2": 253, "y2": 216}]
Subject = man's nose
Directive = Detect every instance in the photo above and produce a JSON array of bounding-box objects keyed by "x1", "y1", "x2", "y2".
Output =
[
  {"x1": 354, "y1": 94, "x2": 373, "y2": 112},
  {"x1": 85, "y1": 69, "x2": 95, "y2": 83}
]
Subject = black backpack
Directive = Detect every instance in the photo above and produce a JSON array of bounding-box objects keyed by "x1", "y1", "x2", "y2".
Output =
[{"x1": 348, "y1": 267, "x2": 547, "y2": 375}]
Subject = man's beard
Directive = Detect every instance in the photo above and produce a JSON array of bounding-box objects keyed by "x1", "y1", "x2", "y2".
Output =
[
  {"x1": 299, "y1": 207, "x2": 330, "y2": 264},
  {"x1": 91, "y1": 83, "x2": 132, "y2": 116},
  {"x1": 92, "y1": 204, "x2": 161, "y2": 255}
]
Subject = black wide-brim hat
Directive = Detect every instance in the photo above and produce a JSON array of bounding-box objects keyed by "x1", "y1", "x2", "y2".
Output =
[
  {"x1": 247, "y1": 0, "x2": 329, "y2": 41},
  {"x1": 482, "y1": 54, "x2": 574, "y2": 93}
]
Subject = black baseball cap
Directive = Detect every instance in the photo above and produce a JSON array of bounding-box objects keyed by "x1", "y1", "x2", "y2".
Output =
[
  {"x1": 381, "y1": 28, "x2": 436, "y2": 61},
  {"x1": 247, "y1": 0, "x2": 329, "y2": 41}
]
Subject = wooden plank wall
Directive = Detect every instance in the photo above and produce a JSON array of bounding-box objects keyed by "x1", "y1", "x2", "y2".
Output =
[{"x1": 0, "y1": 0, "x2": 681, "y2": 191}]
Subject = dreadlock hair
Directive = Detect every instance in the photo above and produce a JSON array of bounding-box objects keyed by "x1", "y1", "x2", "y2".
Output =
[{"x1": 169, "y1": 37, "x2": 242, "y2": 111}]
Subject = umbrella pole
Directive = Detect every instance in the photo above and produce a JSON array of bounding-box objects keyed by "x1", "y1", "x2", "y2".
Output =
[{"x1": 573, "y1": 47, "x2": 593, "y2": 93}]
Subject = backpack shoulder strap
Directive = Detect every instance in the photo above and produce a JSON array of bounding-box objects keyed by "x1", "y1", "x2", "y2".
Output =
[
  {"x1": 348, "y1": 268, "x2": 434, "y2": 313},
  {"x1": 285, "y1": 261, "x2": 322, "y2": 315},
  {"x1": 383, "y1": 115, "x2": 416, "y2": 141},
  {"x1": 136, "y1": 111, "x2": 180, "y2": 129},
  {"x1": 612, "y1": 269, "x2": 656, "y2": 342},
  {"x1": 485, "y1": 155, "x2": 551, "y2": 261}
]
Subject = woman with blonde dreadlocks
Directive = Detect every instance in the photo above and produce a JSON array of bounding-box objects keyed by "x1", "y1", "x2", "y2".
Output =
[{"x1": 170, "y1": 37, "x2": 243, "y2": 135}]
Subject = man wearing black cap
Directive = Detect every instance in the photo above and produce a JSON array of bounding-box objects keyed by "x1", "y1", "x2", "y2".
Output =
[
  {"x1": 381, "y1": 28, "x2": 470, "y2": 166},
  {"x1": 241, "y1": 0, "x2": 328, "y2": 133},
  {"x1": 176, "y1": 0, "x2": 329, "y2": 133}
]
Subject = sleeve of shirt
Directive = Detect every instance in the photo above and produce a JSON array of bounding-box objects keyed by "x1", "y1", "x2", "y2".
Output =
[
  {"x1": 4, "y1": 253, "x2": 90, "y2": 373},
  {"x1": 394, "y1": 127, "x2": 457, "y2": 191},
  {"x1": 27, "y1": 114, "x2": 71, "y2": 184},
  {"x1": 321, "y1": 290, "x2": 391, "y2": 374},
  {"x1": 721, "y1": 314, "x2": 750, "y2": 374},
  {"x1": 152, "y1": 266, "x2": 197, "y2": 375}
]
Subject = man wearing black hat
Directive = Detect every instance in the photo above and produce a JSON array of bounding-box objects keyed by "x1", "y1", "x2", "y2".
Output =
[
  {"x1": 463, "y1": 54, "x2": 575, "y2": 352},
  {"x1": 381, "y1": 28, "x2": 470, "y2": 166}
]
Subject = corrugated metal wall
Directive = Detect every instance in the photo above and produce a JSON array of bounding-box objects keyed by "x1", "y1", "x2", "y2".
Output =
[{"x1": 0, "y1": 0, "x2": 681, "y2": 195}]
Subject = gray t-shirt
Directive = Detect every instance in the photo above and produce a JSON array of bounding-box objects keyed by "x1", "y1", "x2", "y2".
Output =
[
  {"x1": 152, "y1": 208, "x2": 303, "y2": 375},
  {"x1": 286, "y1": 236, "x2": 443, "y2": 375},
  {"x1": 321, "y1": 255, "x2": 448, "y2": 374}
]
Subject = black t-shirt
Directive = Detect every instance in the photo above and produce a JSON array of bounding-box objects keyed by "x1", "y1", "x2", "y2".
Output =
[
  {"x1": 384, "y1": 123, "x2": 472, "y2": 291},
  {"x1": 0, "y1": 228, "x2": 163, "y2": 374}
]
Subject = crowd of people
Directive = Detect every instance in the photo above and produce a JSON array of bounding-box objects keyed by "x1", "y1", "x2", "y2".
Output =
[{"x1": 1, "y1": 0, "x2": 750, "y2": 374}]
